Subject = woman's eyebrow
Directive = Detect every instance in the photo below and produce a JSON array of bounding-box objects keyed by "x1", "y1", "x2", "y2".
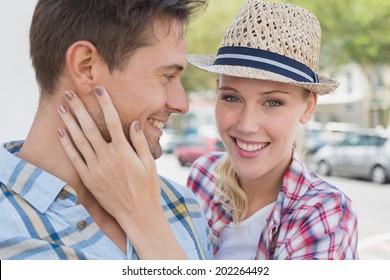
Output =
[
  {"x1": 218, "y1": 85, "x2": 238, "y2": 91},
  {"x1": 261, "y1": 90, "x2": 290, "y2": 96}
]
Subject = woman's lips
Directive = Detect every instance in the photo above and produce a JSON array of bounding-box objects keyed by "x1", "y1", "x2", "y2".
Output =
[
  {"x1": 232, "y1": 137, "x2": 270, "y2": 159},
  {"x1": 236, "y1": 138, "x2": 270, "y2": 152}
]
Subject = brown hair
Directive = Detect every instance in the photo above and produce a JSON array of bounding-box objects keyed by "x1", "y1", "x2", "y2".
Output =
[{"x1": 30, "y1": 0, "x2": 207, "y2": 95}]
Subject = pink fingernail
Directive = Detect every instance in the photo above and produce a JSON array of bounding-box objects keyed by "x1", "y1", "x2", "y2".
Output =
[
  {"x1": 64, "y1": 91, "x2": 74, "y2": 102},
  {"x1": 95, "y1": 86, "x2": 104, "y2": 96},
  {"x1": 58, "y1": 128, "x2": 66, "y2": 138},
  {"x1": 58, "y1": 105, "x2": 68, "y2": 114},
  {"x1": 134, "y1": 121, "x2": 140, "y2": 132}
]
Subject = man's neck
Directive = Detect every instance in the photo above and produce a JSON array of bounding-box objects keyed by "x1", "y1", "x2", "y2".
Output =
[
  {"x1": 17, "y1": 97, "x2": 127, "y2": 252},
  {"x1": 17, "y1": 98, "x2": 97, "y2": 206}
]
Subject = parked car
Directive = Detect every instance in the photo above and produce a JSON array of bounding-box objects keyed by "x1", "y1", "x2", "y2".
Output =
[
  {"x1": 312, "y1": 130, "x2": 390, "y2": 184},
  {"x1": 174, "y1": 137, "x2": 225, "y2": 167},
  {"x1": 304, "y1": 121, "x2": 362, "y2": 155}
]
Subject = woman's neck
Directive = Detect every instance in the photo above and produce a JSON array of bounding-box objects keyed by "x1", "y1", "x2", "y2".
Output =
[{"x1": 239, "y1": 151, "x2": 293, "y2": 219}]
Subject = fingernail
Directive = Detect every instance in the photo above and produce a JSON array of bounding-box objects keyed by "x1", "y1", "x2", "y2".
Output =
[
  {"x1": 58, "y1": 105, "x2": 68, "y2": 114},
  {"x1": 134, "y1": 121, "x2": 140, "y2": 132},
  {"x1": 64, "y1": 91, "x2": 74, "y2": 102},
  {"x1": 95, "y1": 86, "x2": 104, "y2": 97},
  {"x1": 57, "y1": 128, "x2": 66, "y2": 138}
]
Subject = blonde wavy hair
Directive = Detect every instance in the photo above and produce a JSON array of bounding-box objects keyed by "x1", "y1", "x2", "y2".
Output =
[{"x1": 214, "y1": 156, "x2": 247, "y2": 223}]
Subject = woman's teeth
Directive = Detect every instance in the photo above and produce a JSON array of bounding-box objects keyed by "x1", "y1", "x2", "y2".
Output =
[
  {"x1": 149, "y1": 119, "x2": 165, "y2": 129},
  {"x1": 236, "y1": 139, "x2": 269, "y2": 152}
]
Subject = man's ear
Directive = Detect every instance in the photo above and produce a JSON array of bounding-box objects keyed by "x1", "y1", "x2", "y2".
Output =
[
  {"x1": 65, "y1": 41, "x2": 103, "y2": 94},
  {"x1": 300, "y1": 92, "x2": 318, "y2": 124}
]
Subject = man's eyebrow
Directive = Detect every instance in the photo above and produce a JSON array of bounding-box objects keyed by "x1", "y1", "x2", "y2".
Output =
[{"x1": 159, "y1": 64, "x2": 184, "y2": 72}]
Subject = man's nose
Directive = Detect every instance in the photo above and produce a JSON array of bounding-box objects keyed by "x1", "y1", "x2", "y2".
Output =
[{"x1": 166, "y1": 82, "x2": 189, "y2": 114}]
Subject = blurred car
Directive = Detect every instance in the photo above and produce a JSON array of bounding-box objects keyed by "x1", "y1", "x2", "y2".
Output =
[
  {"x1": 312, "y1": 130, "x2": 390, "y2": 184},
  {"x1": 304, "y1": 121, "x2": 362, "y2": 155},
  {"x1": 160, "y1": 128, "x2": 183, "y2": 153},
  {"x1": 174, "y1": 137, "x2": 225, "y2": 167}
]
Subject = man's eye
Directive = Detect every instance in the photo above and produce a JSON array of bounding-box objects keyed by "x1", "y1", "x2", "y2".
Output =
[{"x1": 165, "y1": 74, "x2": 175, "y2": 82}]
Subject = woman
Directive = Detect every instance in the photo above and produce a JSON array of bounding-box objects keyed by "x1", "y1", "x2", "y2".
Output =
[
  {"x1": 184, "y1": 0, "x2": 358, "y2": 259},
  {"x1": 58, "y1": 0, "x2": 358, "y2": 259}
]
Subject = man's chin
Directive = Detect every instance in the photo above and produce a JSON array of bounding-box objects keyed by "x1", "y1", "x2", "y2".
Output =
[{"x1": 150, "y1": 145, "x2": 162, "y2": 160}]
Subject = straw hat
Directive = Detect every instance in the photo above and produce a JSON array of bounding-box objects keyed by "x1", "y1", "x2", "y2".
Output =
[{"x1": 187, "y1": 0, "x2": 339, "y2": 95}]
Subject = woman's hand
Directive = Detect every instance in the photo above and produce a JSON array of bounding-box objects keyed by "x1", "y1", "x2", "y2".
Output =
[
  {"x1": 57, "y1": 86, "x2": 186, "y2": 259},
  {"x1": 58, "y1": 86, "x2": 160, "y2": 223}
]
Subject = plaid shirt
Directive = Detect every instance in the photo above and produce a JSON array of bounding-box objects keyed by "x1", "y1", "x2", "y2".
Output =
[
  {"x1": 0, "y1": 141, "x2": 212, "y2": 260},
  {"x1": 187, "y1": 150, "x2": 359, "y2": 260}
]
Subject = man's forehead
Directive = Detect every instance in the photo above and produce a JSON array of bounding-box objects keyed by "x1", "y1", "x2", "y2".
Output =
[{"x1": 151, "y1": 17, "x2": 185, "y2": 42}]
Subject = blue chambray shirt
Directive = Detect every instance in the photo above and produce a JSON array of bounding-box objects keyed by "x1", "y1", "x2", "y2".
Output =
[{"x1": 0, "y1": 141, "x2": 212, "y2": 260}]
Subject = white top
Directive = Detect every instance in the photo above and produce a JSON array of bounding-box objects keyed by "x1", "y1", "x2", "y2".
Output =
[{"x1": 215, "y1": 202, "x2": 275, "y2": 260}]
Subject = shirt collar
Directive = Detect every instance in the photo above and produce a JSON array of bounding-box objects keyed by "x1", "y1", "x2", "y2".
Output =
[
  {"x1": 0, "y1": 141, "x2": 68, "y2": 213},
  {"x1": 282, "y1": 149, "x2": 313, "y2": 203}
]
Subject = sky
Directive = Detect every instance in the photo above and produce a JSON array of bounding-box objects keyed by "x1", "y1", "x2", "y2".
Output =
[{"x1": 0, "y1": 1, "x2": 39, "y2": 143}]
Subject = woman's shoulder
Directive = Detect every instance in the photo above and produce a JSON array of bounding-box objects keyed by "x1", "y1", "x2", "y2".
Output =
[
  {"x1": 193, "y1": 151, "x2": 226, "y2": 168},
  {"x1": 189, "y1": 151, "x2": 226, "y2": 178},
  {"x1": 186, "y1": 151, "x2": 226, "y2": 198},
  {"x1": 285, "y1": 171, "x2": 358, "y2": 225},
  {"x1": 283, "y1": 153, "x2": 357, "y2": 219},
  {"x1": 287, "y1": 152, "x2": 356, "y2": 210}
]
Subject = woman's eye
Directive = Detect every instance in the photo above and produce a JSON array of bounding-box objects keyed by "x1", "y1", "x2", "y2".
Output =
[
  {"x1": 221, "y1": 95, "x2": 240, "y2": 103},
  {"x1": 266, "y1": 100, "x2": 282, "y2": 107}
]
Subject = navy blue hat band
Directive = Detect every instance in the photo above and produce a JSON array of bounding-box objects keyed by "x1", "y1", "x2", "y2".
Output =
[{"x1": 213, "y1": 46, "x2": 319, "y2": 83}]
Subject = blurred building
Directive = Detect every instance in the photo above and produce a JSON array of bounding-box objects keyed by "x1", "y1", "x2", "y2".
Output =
[
  {"x1": 315, "y1": 63, "x2": 390, "y2": 128},
  {"x1": 166, "y1": 91, "x2": 217, "y2": 137}
]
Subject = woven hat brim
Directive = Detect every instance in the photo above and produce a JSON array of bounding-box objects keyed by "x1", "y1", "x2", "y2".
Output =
[{"x1": 187, "y1": 54, "x2": 339, "y2": 95}]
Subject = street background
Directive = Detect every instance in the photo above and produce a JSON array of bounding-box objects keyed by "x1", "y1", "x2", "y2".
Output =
[
  {"x1": 1, "y1": 1, "x2": 389, "y2": 261},
  {"x1": 157, "y1": 153, "x2": 390, "y2": 260}
]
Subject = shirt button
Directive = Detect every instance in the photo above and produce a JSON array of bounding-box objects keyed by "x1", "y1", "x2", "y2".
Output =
[
  {"x1": 77, "y1": 220, "x2": 87, "y2": 230},
  {"x1": 58, "y1": 190, "x2": 68, "y2": 200}
]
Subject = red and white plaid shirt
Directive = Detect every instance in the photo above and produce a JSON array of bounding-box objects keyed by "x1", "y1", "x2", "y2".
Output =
[{"x1": 187, "y1": 150, "x2": 358, "y2": 259}]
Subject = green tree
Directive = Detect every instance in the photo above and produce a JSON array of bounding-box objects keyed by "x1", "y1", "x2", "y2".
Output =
[
  {"x1": 183, "y1": 0, "x2": 246, "y2": 94},
  {"x1": 279, "y1": 0, "x2": 390, "y2": 127},
  {"x1": 281, "y1": 0, "x2": 390, "y2": 66}
]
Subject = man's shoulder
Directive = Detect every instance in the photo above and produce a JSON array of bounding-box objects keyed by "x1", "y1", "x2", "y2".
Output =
[{"x1": 159, "y1": 175, "x2": 197, "y2": 201}]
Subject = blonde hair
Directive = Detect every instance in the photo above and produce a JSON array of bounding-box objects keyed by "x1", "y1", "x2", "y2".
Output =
[
  {"x1": 295, "y1": 124, "x2": 307, "y2": 159},
  {"x1": 214, "y1": 155, "x2": 247, "y2": 223},
  {"x1": 296, "y1": 90, "x2": 314, "y2": 160},
  {"x1": 214, "y1": 89, "x2": 313, "y2": 223}
]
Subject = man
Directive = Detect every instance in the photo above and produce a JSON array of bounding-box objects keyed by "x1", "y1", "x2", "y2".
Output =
[{"x1": 0, "y1": 0, "x2": 211, "y2": 260}]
